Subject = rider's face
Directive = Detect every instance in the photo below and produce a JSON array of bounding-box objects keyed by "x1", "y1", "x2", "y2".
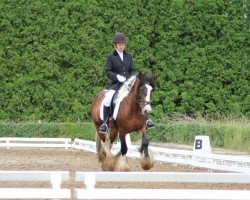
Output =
[{"x1": 115, "y1": 43, "x2": 126, "y2": 53}]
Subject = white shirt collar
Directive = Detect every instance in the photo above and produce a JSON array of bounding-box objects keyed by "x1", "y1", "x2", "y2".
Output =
[{"x1": 116, "y1": 50, "x2": 123, "y2": 61}]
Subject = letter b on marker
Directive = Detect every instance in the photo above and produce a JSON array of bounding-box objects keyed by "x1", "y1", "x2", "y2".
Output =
[
  {"x1": 193, "y1": 135, "x2": 211, "y2": 154},
  {"x1": 195, "y1": 139, "x2": 202, "y2": 149}
]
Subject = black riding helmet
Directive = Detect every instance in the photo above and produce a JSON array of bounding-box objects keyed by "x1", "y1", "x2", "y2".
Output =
[{"x1": 113, "y1": 33, "x2": 126, "y2": 44}]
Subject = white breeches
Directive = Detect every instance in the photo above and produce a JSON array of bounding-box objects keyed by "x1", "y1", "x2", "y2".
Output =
[{"x1": 103, "y1": 90, "x2": 116, "y2": 107}]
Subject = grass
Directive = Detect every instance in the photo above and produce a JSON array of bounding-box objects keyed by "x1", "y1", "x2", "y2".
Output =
[{"x1": 0, "y1": 117, "x2": 249, "y2": 152}]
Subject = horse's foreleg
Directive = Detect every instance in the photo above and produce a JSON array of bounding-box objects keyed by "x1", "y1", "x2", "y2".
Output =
[
  {"x1": 139, "y1": 132, "x2": 154, "y2": 170},
  {"x1": 139, "y1": 134, "x2": 149, "y2": 157},
  {"x1": 120, "y1": 134, "x2": 128, "y2": 156},
  {"x1": 114, "y1": 133, "x2": 129, "y2": 171}
]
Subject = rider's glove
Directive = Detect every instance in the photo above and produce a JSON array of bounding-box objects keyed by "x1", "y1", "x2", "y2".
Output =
[{"x1": 117, "y1": 75, "x2": 126, "y2": 82}]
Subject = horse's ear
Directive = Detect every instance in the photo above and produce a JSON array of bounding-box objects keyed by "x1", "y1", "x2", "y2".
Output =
[
  {"x1": 150, "y1": 73, "x2": 156, "y2": 82},
  {"x1": 138, "y1": 71, "x2": 143, "y2": 79}
]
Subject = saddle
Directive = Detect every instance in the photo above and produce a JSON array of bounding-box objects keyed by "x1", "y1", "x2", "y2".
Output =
[
  {"x1": 100, "y1": 75, "x2": 137, "y2": 121},
  {"x1": 99, "y1": 91, "x2": 119, "y2": 121},
  {"x1": 100, "y1": 91, "x2": 120, "y2": 120}
]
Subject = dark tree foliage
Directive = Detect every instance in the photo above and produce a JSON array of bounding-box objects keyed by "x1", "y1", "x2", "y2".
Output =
[{"x1": 0, "y1": 0, "x2": 248, "y2": 122}]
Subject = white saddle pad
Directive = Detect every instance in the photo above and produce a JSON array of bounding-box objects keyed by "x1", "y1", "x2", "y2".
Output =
[{"x1": 100, "y1": 75, "x2": 136, "y2": 120}]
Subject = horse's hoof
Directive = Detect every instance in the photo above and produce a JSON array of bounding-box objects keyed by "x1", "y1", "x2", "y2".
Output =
[
  {"x1": 101, "y1": 156, "x2": 118, "y2": 171},
  {"x1": 140, "y1": 149, "x2": 154, "y2": 170},
  {"x1": 97, "y1": 151, "x2": 106, "y2": 162},
  {"x1": 114, "y1": 155, "x2": 130, "y2": 171},
  {"x1": 140, "y1": 157, "x2": 154, "y2": 170}
]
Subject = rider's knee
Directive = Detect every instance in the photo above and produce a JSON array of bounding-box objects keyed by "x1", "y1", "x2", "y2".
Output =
[
  {"x1": 104, "y1": 100, "x2": 111, "y2": 107},
  {"x1": 103, "y1": 90, "x2": 115, "y2": 107},
  {"x1": 103, "y1": 95, "x2": 112, "y2": 107}
]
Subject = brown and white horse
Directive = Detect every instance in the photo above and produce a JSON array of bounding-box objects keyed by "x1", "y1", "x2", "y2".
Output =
[{"x1": 91, "y1": 72, "x2": 155, "y2": 171}]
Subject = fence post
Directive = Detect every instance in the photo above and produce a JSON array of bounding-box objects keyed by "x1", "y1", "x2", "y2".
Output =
[
  {"x1": 84, "y1": 172, "x2": 96, "y2": 189},
  {"x1": 6, "y1": 140, "x2": 10, "y2": 149},
  {"x1": 51, "y1": 172, "x2": 62, "y2": 190}
]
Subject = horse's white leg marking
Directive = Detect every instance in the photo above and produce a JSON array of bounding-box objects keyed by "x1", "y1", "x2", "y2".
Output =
[{"x1": 143, "y1": 84, "x2": 152, "y2": 114}]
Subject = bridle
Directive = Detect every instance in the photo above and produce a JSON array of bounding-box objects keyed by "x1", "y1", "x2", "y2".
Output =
[{"x1": 135, "y1": 83, "x2": 152, "y2": 108}]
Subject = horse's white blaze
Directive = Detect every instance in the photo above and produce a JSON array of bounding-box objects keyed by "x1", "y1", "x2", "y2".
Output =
[
  {"x1": 145, "y1": 84, "x2": 152, "y2": 102},
  {"x1": 143, "y1": 84, "x2": 152, "y2": 114}
]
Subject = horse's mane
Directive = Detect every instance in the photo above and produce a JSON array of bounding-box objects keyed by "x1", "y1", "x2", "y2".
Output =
[
  {"x1": 114, "y1": 72, "x2": 155, "y2": 105},
  {"x1": 118, "y1": 74, "x2": 137, "y2": 93},
  {"x1": 114, "y1": 75, "x2": 137, "y2": 104},
  {"x1": 118, "y1": 72, "x2": 155, "y2": 93}
]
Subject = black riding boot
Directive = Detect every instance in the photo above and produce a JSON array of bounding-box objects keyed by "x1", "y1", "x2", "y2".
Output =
[
  {"x1": 146, "y1": 118, "x2": 155, "y2": 129},
  {"x1": 99, "y1": 106, "x2": 110, "y2": 134}
]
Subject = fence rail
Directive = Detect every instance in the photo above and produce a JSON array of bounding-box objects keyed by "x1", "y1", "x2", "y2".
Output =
[
  {"x1": 76, "y1": 172, "x2": 250, "y2": 186},
  {"x1": 75, "y1": 189, "x2": 250, "y2": 200},
  {"x1": 0, "y1": 171, "x2": 70, "y2": 199},
  {"x1": 0, "y1": 137, "x2": 71, "y2": 149},
  {"x1": 75, "y1": 172, "x2": 250, "y2": 200},
  {"x1": 1, "y1": 171, "x2": 249, "y2": 199}
]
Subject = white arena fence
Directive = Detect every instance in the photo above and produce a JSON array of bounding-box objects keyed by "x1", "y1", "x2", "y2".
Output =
[
  {"x1": 0, "y1": 137, "x2": 250, "y2": 199},
  {"x1": 1, "y1": 137, "x2": 250, "y2": 174},
  {"x1": 72, "y1": 138, "x2": 250, "y2": 174},
  {"x1": 0, "y1": 137, "x2": 71, "y2": 149},
  {"x1": 0, "y1": 171, "x2": 70, "y2": 199},
  {"x1": 0, "y1": 171, "x2": 250, "y2": 199},
  {"x1": 75, "y1": 171, "x2": 250, "y2": 200}
]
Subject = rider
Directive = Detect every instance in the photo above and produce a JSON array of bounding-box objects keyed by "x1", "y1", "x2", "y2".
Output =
[{"x1": 99, "y1": 33, "x2": 154, "y2": 134}]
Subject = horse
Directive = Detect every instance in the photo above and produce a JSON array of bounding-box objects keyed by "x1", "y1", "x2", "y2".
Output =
[{"x1": 91, "y1": 72, "x2": 155, "y2": 171}]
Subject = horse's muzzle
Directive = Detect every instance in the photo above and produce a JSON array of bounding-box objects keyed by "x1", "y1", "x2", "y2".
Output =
[{"x1": 142, "y1": 105, "x2": 152, "y2": 115}]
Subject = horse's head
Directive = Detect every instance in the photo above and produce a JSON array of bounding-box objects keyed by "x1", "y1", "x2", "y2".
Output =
[{"x1": 136, "y1": 72, "x2": 155, "y2": 115}]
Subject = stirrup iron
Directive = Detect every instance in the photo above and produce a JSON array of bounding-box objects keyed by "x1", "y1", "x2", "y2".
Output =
[
  {"x1": 146, "y1": 119, "x2": 155, "y2": 129},
  {"x1": 99, "y1": 123, "x2": 108, "y2": 134}
]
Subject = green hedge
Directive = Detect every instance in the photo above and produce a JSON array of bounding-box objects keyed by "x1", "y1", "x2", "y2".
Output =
[
  {"x1": 0, "y1": 122, "x2": 95, "y2": 140},
  {"x1": 0, "y1": 1, "x2": 249, "y2": 122},
  {"x1": 0, "y1": 122, "x2": 249, "y2": 152}
]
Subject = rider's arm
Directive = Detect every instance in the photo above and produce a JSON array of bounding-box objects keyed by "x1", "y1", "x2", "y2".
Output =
[{"x1": 105, "y1": 55, "x2": 119, "y2": 82}]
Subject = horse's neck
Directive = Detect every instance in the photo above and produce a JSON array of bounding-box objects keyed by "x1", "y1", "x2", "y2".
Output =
[{"x1": 124, "y1": 79, "x2": 140, "y2": 111}]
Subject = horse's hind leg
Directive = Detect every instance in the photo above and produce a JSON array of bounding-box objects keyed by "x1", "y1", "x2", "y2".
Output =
[
  {"x1": 100, "y1": 130, "x2": 120, "y2": 171},
  {"x1": 95, "y1": 129, "x2": 111, "y2": 162},
  {"x1": 96, "y1": 131, "x2": 106, "y2": 162},
  {"x1": 109, "y1": 127, "x2": 119, "y2": 146}
]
